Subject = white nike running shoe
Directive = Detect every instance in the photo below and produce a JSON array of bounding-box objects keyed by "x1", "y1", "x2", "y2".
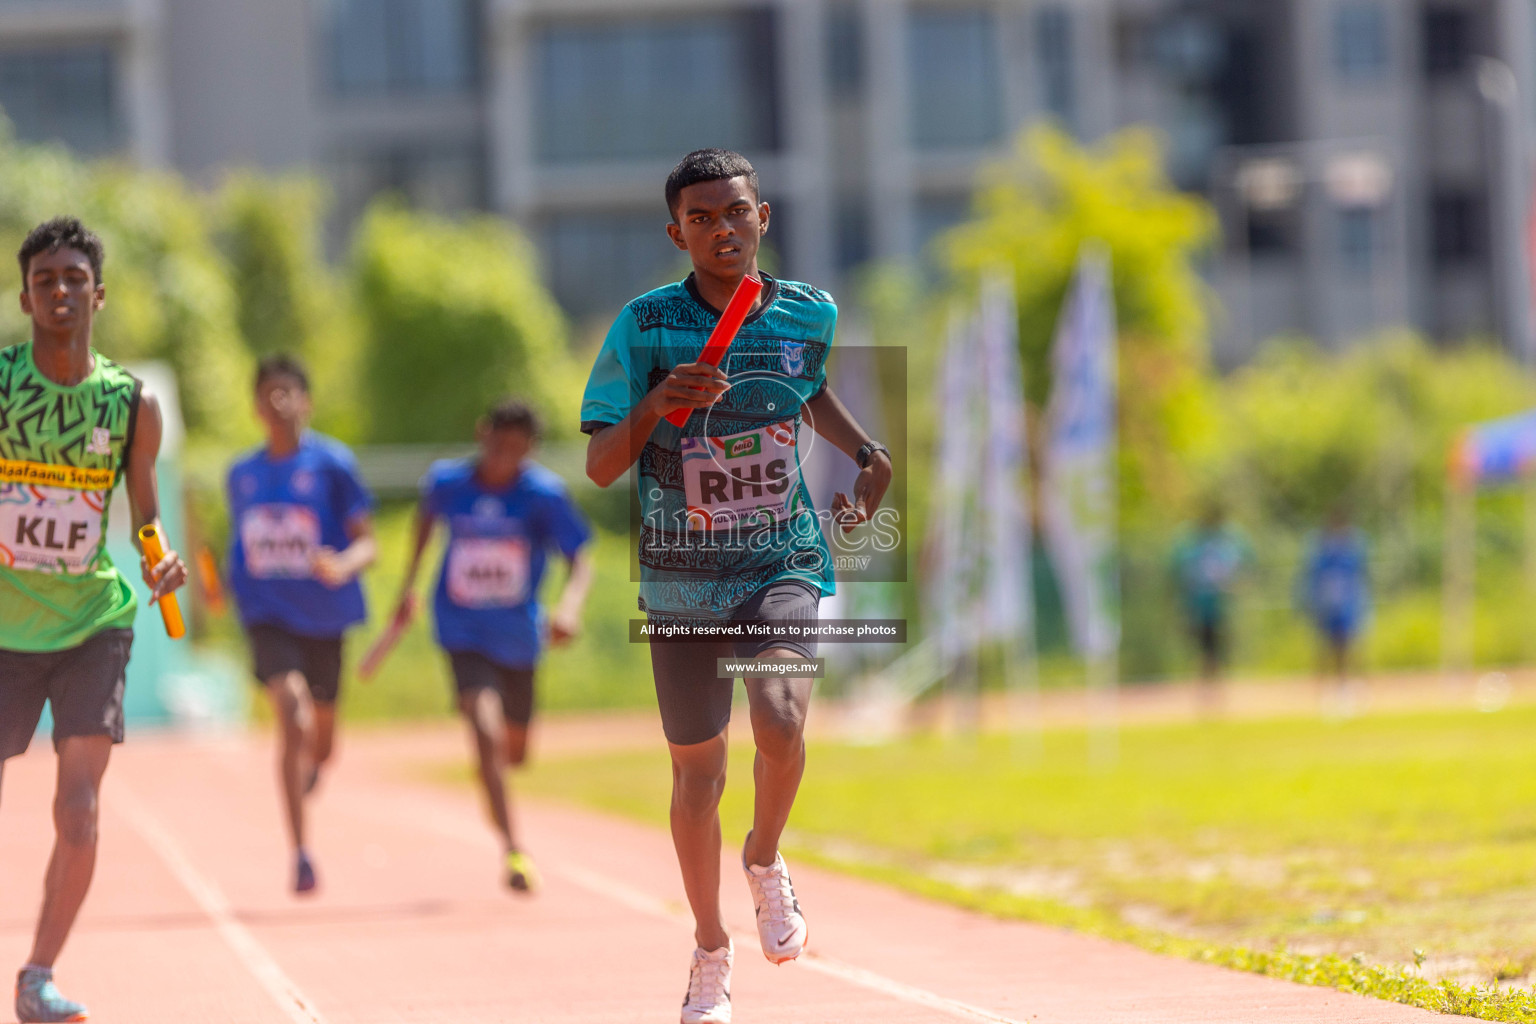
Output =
[
  {"x1": 744, "y1": 848, "x2": 808, "y2": 963},
  {"x1": 680, "y1": 942, "x2": 733, "y2": 1024}
]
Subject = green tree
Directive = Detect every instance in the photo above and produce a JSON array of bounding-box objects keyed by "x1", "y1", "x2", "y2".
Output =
[
  {"x1": 352, "y1": 204, "x2": 576, "y2": 443},
  {"x1": 216, "y1": 175, "x2": 364, "y2": 440}
]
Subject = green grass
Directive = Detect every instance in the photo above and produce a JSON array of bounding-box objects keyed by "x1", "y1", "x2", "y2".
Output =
[
  {"x1": 201, "y1": 500, "x2": 654, "y2": 721},
  {"x1": 500, "y1": 703, "x2": 1536, "y2": 1021}
]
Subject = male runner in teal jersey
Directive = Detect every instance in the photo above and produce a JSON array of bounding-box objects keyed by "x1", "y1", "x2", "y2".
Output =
[
  {"x1": 0, "y1": 218, "x2": 188, "y2": 1023},
  {"x1": 583, "y1": 149, "x2": 893, "y2": 1024}
]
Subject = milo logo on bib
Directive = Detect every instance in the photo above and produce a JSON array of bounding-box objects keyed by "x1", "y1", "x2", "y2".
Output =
[
  {"x1": 727, "y1": 435, "x2": 761, "y2": 459},
  {"x1": 0, "y1": 483, "x2": 107, "y2": 574},
  {"x1": 681, "y1": 420, "x2": 799, "y2": 531}
]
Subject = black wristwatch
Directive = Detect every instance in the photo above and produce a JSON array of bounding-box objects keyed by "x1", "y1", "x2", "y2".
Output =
[{"x1": 855, "y1": 441, "x2": 890, "y2": 469}]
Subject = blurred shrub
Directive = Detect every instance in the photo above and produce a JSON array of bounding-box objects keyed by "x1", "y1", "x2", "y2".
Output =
[
  {"x1": 1219, "y1": 333, "x2": 1535, "y2": 531},
  {"x1": 352, "y1": 203, "x2": 579, "y2": 444},
  {"x1": 215, "y1": 175, "x2": 365, "y2": 441}
]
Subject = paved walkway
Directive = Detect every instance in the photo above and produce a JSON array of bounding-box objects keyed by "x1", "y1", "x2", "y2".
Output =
[{"x1": 0, "y1": 727, "x2": 1481, "y2": 1023}]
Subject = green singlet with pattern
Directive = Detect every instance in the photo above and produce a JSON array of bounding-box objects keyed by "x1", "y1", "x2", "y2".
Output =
[{"x1": 0, "y1": 343, "x2": 141, "y2": 651}]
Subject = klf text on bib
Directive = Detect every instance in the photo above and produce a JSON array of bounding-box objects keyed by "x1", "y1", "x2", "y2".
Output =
[{"x1": 0, "y1": 482, "x2": 107, "y2": 574}]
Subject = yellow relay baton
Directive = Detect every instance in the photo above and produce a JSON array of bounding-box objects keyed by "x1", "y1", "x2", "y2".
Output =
[{"x1": 138, "y1": 524, "x2": 186, "y2": 639}]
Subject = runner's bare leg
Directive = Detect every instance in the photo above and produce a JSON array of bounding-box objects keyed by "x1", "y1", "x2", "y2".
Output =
[
  {"x1": 668, "y1": 731, "x2": 730, "y2": 950},
  {"x1": 742, "y1": 653, "x2": 813, "y2": 867},
  {"x1": 461, "y1": 688, "x2": 515, "y2": 851},
  {"x1": 28, "y1": 735, "x2": 112, "y2": 967},
  {"x1": 313, "y1": 704, "x2": 337, "y2": 771},
  {"x1": 266, "y1": 672, "x2": 314, "y2": 850}
]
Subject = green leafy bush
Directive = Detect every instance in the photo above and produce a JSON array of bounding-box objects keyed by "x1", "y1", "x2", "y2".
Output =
[{"x1": 351, "y1": 204, "x2": 577, "y2": 444}]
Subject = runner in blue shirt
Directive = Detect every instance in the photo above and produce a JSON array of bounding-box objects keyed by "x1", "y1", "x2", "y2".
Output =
[
  {"x1": 582, "y1": 149, "x2": 893, "y2": 1024},
  {"x1": 1298, "y1": 507, "x2": 1370, "y2": 712},
  {"x1": 226, "y1": 354, "x2": 377, "y2": 895},
  {"x1": 389, "y1": 398, "x2": 593, "y2": 893}
]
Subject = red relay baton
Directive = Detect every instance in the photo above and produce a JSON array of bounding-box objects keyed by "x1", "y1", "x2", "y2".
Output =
[{"x1": 663, "y1": 273, "x2": 763, "y2": 427}]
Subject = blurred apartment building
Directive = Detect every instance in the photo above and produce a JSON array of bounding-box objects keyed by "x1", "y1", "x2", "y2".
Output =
[{"x1": 1, "y1": 0, "x2": 1533, "y2": 360}]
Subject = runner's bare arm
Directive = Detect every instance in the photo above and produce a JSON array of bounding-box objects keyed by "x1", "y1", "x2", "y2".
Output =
[
  {"x1": 123, "y1": 388, "x2": 189, "y2": 602},
  {"x1": 585, "y1": 361, "x2": 730, "y2": 487},
  {"x1": 803, "y1": 384, "x2": 893, "y2": 533},
  {"x1": 388, "y1": 499, "x2": 437, "y2": 626},
  {"x1": 548, "y1": 548, "x2": 594, "y2": 646},
  {"x1": 313, "y1": 512, "x2": 377, "y2": 588}
]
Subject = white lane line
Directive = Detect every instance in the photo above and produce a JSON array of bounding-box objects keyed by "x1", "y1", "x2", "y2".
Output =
[
  {"x1": 113, "y1": 784, "x2": 330, "y2": 1024},
  {"x1": 555, "y1": 862, "x2": 1030, "y2": 1024},
  {"x1": 387, "y1": 800, "x2": 1029, "y2": 1024},
  {"x1": 796, "y1": 954, "x2": 1029, "y2": 1024}
]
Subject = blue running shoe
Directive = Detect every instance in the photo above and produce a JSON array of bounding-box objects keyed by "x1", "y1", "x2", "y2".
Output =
[
  {"x1": 15, "y1": 968, "x2": 87, "y2": 1023},
  {"x1": 295, "y1": 850, "x2": 318, "y2": 895}
]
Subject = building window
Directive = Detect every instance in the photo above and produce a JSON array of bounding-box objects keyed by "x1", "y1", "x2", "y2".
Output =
[
  {"x1": 1034, "y1": 6, "x2": 1074, "y2": 128},
  {"x1": 330, "y1": 143, "x2": 485, "y2": 231},
  {"x1": 827, "y1": 3, "x2": 862, "y2": 98},
  {"x1": 1241, "y1": 207, "x2": 1299, "y2": 257},
  {"x1": 543, "y1": 211, "x2": 687, "y2": 315},
  {"x1": 915, "y1": 193, "x2": 971, "y2": 263},
  {"x1": 907, "y1": 8, "x2": 1002, "y2": 151},
  {"x1": 328, "y1": 0, "x2": 479, "y2": 96},
  {"x1": 1334, "y1": 3, "x2": 1388, "y2": 81},
  {"x1": 535, "y1": 12, "x2": 779, "y2": 164},
  {"x1": 1167, "y1": 95, "x2": 1223, "y2": 191},
  {"x1": 1423, "y1": 7, "x2": 1472, "y2": 79},
  {"x1": 834, "y1": 201, "x2": 870, "y2": 271},
  {"x1": 1431, "y1": 190, "x2": 1484, "y2": 267},
  {"x1": 1338, "y1": 206, "x2": 1375, "y2": 270},
  {"x1": 0, "y1": 47, "x2": 118, "y2": 155}
]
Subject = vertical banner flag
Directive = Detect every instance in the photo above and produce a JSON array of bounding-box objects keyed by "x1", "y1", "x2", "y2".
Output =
[
  {"x1": 926, "y1": 309, "x2": 985, "y2": 664},
  {"x1": 977, "y1": 273, "x2": 1034, "y2": 644},
  {"x1": 1041, "y1": 247, "x2": 1119, "y2": 661}
]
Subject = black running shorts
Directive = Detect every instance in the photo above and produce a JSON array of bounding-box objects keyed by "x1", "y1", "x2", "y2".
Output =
[
  {"x1": 247, "y1": 624, "x2": 345, "y2": 706},
  {"x1": 447, "y1": 650, "x2": 535, "y2": 727},
  {"x1": 0, "y1": 628, "x2": 134, "y2": 759},
  {"x1": 648, "y1": 580, "x2": 820, "y2": 747}
]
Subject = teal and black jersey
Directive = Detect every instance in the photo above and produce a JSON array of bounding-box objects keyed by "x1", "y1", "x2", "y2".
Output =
[{"x1": 581, "y1": 273, "x2": 837, "y2": 621}]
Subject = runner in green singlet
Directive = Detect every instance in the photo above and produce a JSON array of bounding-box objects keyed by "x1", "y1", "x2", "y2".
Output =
[{"x1": 0, "y1": 218, "x2": 188, "y2": 1024}]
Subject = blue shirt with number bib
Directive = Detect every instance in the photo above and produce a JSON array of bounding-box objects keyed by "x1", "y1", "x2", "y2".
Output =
[
  {"x1": 421, "y1": 458, "x2": 592, "y2": 670},
  {"x1": 226, "y1": 433, "x2": 374, "y2": 638},
  {"x1": 580, "y1": 272, "x2": 836, "y2": 622}
]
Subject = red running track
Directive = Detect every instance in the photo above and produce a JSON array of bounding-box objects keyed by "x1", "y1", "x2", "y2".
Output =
[{"x1": 0, "y1": 728, "x2": 1480, "y2": 1023}]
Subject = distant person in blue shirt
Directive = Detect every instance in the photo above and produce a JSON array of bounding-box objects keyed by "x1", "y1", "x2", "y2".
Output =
[
  {"x1": 390, "y1": 398, "x2": 593, "y2": 894},
  {"x1": 1299, "y1": 507, "x2": 1370, "y2": 713},
  {"x1": 1172, "y1": 505, "x2": 1250, "y2": 714},
  {"x1": 226, "y1": 354, "x2": 377, "y2": 896}
]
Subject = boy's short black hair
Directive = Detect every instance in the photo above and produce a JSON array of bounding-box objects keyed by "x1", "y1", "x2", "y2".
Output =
[
  {"x1": 665, "y1": 149, "x2": 760, "y2": 220},
  {"x1": 485, "y1": 397, "x2": 540, "y2": 437},
  {"x1": 254, "y1": 353, "x2": 310, "y2": 393},
  {"x1": 18, "y1": 217, "x2": 105, "y2": 287}
]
